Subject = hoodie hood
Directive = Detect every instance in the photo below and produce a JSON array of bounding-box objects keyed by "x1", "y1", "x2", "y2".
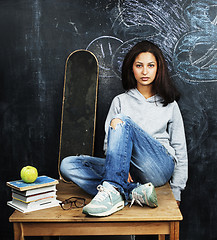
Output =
[{"x1": 127, "y1": 88, "x2": 163, "y2": 103}]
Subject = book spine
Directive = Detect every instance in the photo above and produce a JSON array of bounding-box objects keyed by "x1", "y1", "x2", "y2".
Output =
[
  {"x1": 7, "y1": 199, "x2": 60, "y2": 213},
  {"x1": 12, "y1": 194, "x2": 57, "y2": 204},
  {"x1": 12, "y1": 197, "x2": 57, "y2": 209},
  {"x1": 12, "y1": 185, "x2": 57, "y2": 196},
  {"x1": 12, "y1": 190, "x2": 56, "y2": 202}
]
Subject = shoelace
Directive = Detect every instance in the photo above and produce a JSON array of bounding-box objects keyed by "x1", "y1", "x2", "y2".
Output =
[
  {"x1": 93, "y1": 185, "x2": 116, "y2": 203},
  {"x1": 130, "y1": 190, "x2": 147, "y2": 208}
]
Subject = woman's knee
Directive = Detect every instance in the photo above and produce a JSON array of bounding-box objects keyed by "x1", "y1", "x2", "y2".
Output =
[
  {"x1": 110, "y1": 118, "x2": 123, "y2": 129},
  {"x1": 60, "y1": 156, "x2": 77, "y2": 174},
  {"x1": 110, "y1": 114, "x2": 131, "y2": 129}
]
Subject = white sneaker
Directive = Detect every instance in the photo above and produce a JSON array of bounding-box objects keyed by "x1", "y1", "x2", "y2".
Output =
[
  {"x1": 130, "y1": 182, "x2": 158, "y2": 208},
  {"x1": 82, "y1": 182, "x2": 125, "y2": 217}
]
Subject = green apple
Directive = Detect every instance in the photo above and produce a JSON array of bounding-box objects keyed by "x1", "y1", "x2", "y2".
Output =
[{"x1": 20, "y1": 166, "x2": 38, "y2": 183}]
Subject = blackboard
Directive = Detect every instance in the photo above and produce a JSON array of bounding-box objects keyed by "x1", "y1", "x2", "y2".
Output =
[{"x1": 1, "y1": 1, "x2": 217, "y2": 239}]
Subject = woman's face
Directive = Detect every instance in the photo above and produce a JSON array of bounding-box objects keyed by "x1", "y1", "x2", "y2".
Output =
[{"x1": 132, "y1": 52, "x2": 158, "y2": 89}]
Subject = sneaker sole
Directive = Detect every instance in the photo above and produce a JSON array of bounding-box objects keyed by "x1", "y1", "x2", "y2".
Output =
[{"x1": 83, "y1": 200, "x2": 125, "y2": 217}]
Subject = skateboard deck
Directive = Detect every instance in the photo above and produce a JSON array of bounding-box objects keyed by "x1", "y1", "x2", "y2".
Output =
[{"x1": 58, "y1": 50, "x2": 99, "y2": 180}]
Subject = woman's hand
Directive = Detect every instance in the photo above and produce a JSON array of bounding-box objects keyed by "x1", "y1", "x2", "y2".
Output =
[
  {"x1": 177, "y1": 201, "x2": 180, "y2": 207},
  {"x1": 128, "y1": 173, "x2": 134, "y2": 183}
]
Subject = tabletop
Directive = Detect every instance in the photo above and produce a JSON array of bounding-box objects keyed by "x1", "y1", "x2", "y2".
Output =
[{"x1": 9, "y1": 180, "x2": 183, "y2": 223}]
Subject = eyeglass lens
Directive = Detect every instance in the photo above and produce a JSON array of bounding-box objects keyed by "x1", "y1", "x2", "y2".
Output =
[
  {"x1": 61, "y1": 198, "x2": 85, "y2": 210},
  {"x1": 74, "y1": 199, "x2": 85, "y2": 208}
]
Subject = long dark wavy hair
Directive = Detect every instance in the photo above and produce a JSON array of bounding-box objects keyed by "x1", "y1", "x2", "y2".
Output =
[{"x1": 121, "y1": 41, "x2": 180, "y2": 106}]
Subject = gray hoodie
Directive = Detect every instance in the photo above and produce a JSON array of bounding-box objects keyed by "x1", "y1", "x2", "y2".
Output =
[{"x1": 104, "y1": 88, "x2": 188, "y2": 201}]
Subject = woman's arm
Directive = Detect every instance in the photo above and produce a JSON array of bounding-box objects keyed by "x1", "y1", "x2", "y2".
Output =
[{"x1": 168, "y1": 102, "x2": 188, "y2": 201}]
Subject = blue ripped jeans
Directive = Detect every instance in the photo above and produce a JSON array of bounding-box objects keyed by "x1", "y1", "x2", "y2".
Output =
[{"x1": 60, "y1": 114, "x2": 175, "y2": 201}]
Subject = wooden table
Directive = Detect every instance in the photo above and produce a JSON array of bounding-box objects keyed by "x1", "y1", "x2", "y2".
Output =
[{"x1": 9, "y1": 181, "x2": 182, "y2": 240}]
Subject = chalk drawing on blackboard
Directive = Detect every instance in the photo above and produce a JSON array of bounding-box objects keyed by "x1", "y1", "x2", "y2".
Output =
[
  {"x1": 110, "y1": 0, "x2": 188, "y2": 74},
  {"x1": 68, "y1": 21, "x2": 79, "y2": 34},
  {"x1": 86, "y1": 36, "x2": 123, "y2": 77},
  {"x1": 173, "y1": 33, "x2": 217, "y2": 83},
  {"x1": 173, "y1": 1, "x2": 217, "y2": 83},
  {"x1": 178, "y1": 85, "x2": 210, "y2": 153},
  {"x1": 112, "y1": 1, "x2": 160, "y2": 37},
  {"x1": 115, "y1": 0, "x2": 166, "y2": 29},
  {"x1": 209, "y1": 5, "x2": 217, "y2": 24},
  {"x1": 190, "y1": 43, "x2": 217, "y2": 70},
  {"x1": 86, "y1": 1, "x2": 217, "y2": 84}
]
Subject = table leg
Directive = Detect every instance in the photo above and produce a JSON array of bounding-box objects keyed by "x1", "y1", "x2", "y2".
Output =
[
  {"x1": 158, "y1": 234, "x2": 165, "y2": 240},
  {"x1": 13, "y1": 223, "x2": 24, "y2": 240},
  {"x1": 174, "y1": 222, "x2": 179, "y2": 240},
  {"x1": 170, "y1": 222, "x2": 179, "y2": 240}
]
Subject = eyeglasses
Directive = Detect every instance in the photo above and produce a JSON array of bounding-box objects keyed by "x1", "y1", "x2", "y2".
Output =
[{"x1": 59, "y1": 197, "x2": 86, "y2": 210}]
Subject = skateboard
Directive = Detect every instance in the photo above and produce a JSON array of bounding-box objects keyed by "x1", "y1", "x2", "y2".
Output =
[{"x1": 58, "y1": 50, "x2": 99, "y2": 180}]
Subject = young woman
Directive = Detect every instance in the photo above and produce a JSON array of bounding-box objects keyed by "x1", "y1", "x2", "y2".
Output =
[{"x1": 60, "y1": 40, "x2": 188, "y2": 217}]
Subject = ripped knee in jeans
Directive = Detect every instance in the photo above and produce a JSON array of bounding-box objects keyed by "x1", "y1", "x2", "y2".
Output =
[{"x1": 110, "y1": 118, "x2": 123, "y2": 130}]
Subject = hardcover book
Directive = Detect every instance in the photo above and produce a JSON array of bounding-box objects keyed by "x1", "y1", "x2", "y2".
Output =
[
  {"x1": 7, "y1": 175, "x2": 59, "y2": 191},
  {"x1": 12, "y1": 190, "x2": 57, "y2": 203},
  {"x1": 7, "y1": 198, "x2": 60, "y2": 213},
  {"x1": 11, "y1": 184, "x2": 57, "y2": 196}
]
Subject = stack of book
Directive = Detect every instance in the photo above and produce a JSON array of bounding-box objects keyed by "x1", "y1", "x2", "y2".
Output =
[{"x1": 7, "y1": 175, "x2": 60, "y2": 213}]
